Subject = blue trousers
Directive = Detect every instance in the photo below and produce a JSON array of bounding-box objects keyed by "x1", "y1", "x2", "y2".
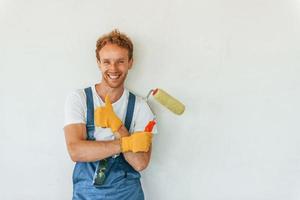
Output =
[{"x1": 72, "y1": 155, "x2": 144, "y2": 200}]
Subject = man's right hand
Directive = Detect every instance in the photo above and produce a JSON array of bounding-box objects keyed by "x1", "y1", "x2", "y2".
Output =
[
  {"x1": 94, "y1": 95, "x2": 123, "y2": 133},
  {"x1": 121, "y1": 132, "x2": 152, "y2": 153}
]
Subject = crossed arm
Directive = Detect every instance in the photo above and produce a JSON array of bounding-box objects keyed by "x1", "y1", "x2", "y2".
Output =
[{"x1": 64, "y1": 124, "x2": 151, "y2": 171}]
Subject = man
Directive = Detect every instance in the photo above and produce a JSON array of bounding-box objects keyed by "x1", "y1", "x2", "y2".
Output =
[{"x1": 64, "y1": 29, "x2": 157, "y2": 199}]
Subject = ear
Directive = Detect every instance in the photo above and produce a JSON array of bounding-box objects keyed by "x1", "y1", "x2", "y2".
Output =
[
  {"x1": 128, "y1": 58, "x2": 133, "y2": 70},
  {"x1": 96, "y1": 59, "x2": 101, "y2": 68}
]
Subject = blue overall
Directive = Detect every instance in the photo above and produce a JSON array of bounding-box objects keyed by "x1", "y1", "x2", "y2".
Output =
[{"x1": 72, "y1": 87, "x2": 144, "y2": 200}]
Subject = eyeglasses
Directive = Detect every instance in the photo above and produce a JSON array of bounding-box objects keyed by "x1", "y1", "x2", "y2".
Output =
[{"x1": 93, "y1": 159, "x2": 108, "y2": 186}]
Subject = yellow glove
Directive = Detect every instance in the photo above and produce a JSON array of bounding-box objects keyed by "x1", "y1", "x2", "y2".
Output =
[
  {"x1": 121, "y1": 132, "x2": 152, "y2": 153},
  {"x1": 94, "y1": 95, "x2": 122, "y2": 132}
]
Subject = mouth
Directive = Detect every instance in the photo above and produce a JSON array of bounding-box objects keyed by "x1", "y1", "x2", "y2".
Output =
[{"x1": 107, "y1": 73, "x2": 121, "y2": 80}]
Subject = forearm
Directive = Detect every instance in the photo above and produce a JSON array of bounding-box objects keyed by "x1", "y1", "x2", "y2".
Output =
[
  {"x1": 117, "y1": 126, "x2": 152, "y2": 171},
  {"x1": 123, "y1": 146, "x2": 152, "y2": 171},
  {"x1": 68, "y1": 139, "x2": 121, "y2": 162}
]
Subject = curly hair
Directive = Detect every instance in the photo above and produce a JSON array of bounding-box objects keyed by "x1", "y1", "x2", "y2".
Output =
[{"x1": 95, "y1": 29, "x2": 133, "y2": 61}]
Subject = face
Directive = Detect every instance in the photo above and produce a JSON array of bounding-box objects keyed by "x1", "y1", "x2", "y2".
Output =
[{"x1": 97, "y1": 43, "x2": 133, "y2": 89}]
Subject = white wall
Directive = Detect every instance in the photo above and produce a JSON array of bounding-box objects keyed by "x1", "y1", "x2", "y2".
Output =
[{"x1": 1, "y1": 0, "x2": 300, "y2": 199}]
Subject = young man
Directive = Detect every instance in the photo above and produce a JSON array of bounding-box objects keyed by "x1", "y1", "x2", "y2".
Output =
[{"x1": 64, "y1": 29, "x2": 157, "y2": 199}]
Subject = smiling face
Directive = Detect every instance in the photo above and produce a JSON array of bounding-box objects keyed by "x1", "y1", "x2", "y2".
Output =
[{"x1": 97, "y1": 43, "x2": 133, "y2": 89}]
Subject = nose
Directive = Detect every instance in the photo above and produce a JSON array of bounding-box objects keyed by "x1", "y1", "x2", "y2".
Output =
[{"x1": 110, "y1": 62, "x2": 118, "y2": 70}]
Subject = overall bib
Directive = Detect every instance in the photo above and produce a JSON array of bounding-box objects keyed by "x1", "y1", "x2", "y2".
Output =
[{"x1": 72, "y1": 87, "x2": 144, "y2": 200}]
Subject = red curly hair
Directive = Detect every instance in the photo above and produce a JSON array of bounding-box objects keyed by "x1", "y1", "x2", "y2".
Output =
[{"x1": 95, "y1": 29, "x2": 133, "y2": 61}]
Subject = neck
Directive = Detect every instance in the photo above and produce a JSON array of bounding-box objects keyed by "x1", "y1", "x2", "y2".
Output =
[{"x1": 95, "y1": 82, "x2": 124, "y2": 103}]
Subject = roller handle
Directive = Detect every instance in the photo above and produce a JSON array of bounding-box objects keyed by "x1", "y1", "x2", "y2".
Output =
[{"x1": 144, "y1": 120, "x2": 156, "y2": 132}]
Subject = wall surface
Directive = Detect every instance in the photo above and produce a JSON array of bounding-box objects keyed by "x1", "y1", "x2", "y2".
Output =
[{"x1": 1, "y1": 0, "x2": 300, "y2": 199}]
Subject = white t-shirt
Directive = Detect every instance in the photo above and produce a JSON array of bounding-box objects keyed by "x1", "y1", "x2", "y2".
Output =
[{"x1": 64, "y1": 85, "x2": 157, "y2": 141}]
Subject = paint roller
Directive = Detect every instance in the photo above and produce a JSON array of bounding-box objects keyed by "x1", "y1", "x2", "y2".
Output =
[
  {"x1": 142, "y1": 88, "x2": 185, "y2": 132},
  {"x1": 145, "y1": 88, "x2": 185, "y2": 115}
]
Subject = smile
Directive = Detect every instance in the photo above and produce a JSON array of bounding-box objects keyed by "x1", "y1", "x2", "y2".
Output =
[{"x1": 107, "y1": 74, "x2": 121, "y2": 80}]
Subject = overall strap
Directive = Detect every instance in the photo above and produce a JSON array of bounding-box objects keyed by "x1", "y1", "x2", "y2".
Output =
[
  {"x1": 84, "y1": 87, "x2": 95, "y2": 140},
  {"x1": 125, "y1": 92, "x2": 136, "y2": 132}
]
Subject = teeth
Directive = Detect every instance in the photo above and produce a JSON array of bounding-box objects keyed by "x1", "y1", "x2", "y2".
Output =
[{"x1": 108, "y1": 74, "x2": 120, "y2": 80}]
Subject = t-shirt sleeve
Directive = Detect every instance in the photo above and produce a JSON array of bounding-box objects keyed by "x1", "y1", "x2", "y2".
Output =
[
  {"x1": 64, "y1": 90, "x2": 86, "y2": 127},
  {"x1": 133, "y1": 99, "x2": 158, "y2": 134}
]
